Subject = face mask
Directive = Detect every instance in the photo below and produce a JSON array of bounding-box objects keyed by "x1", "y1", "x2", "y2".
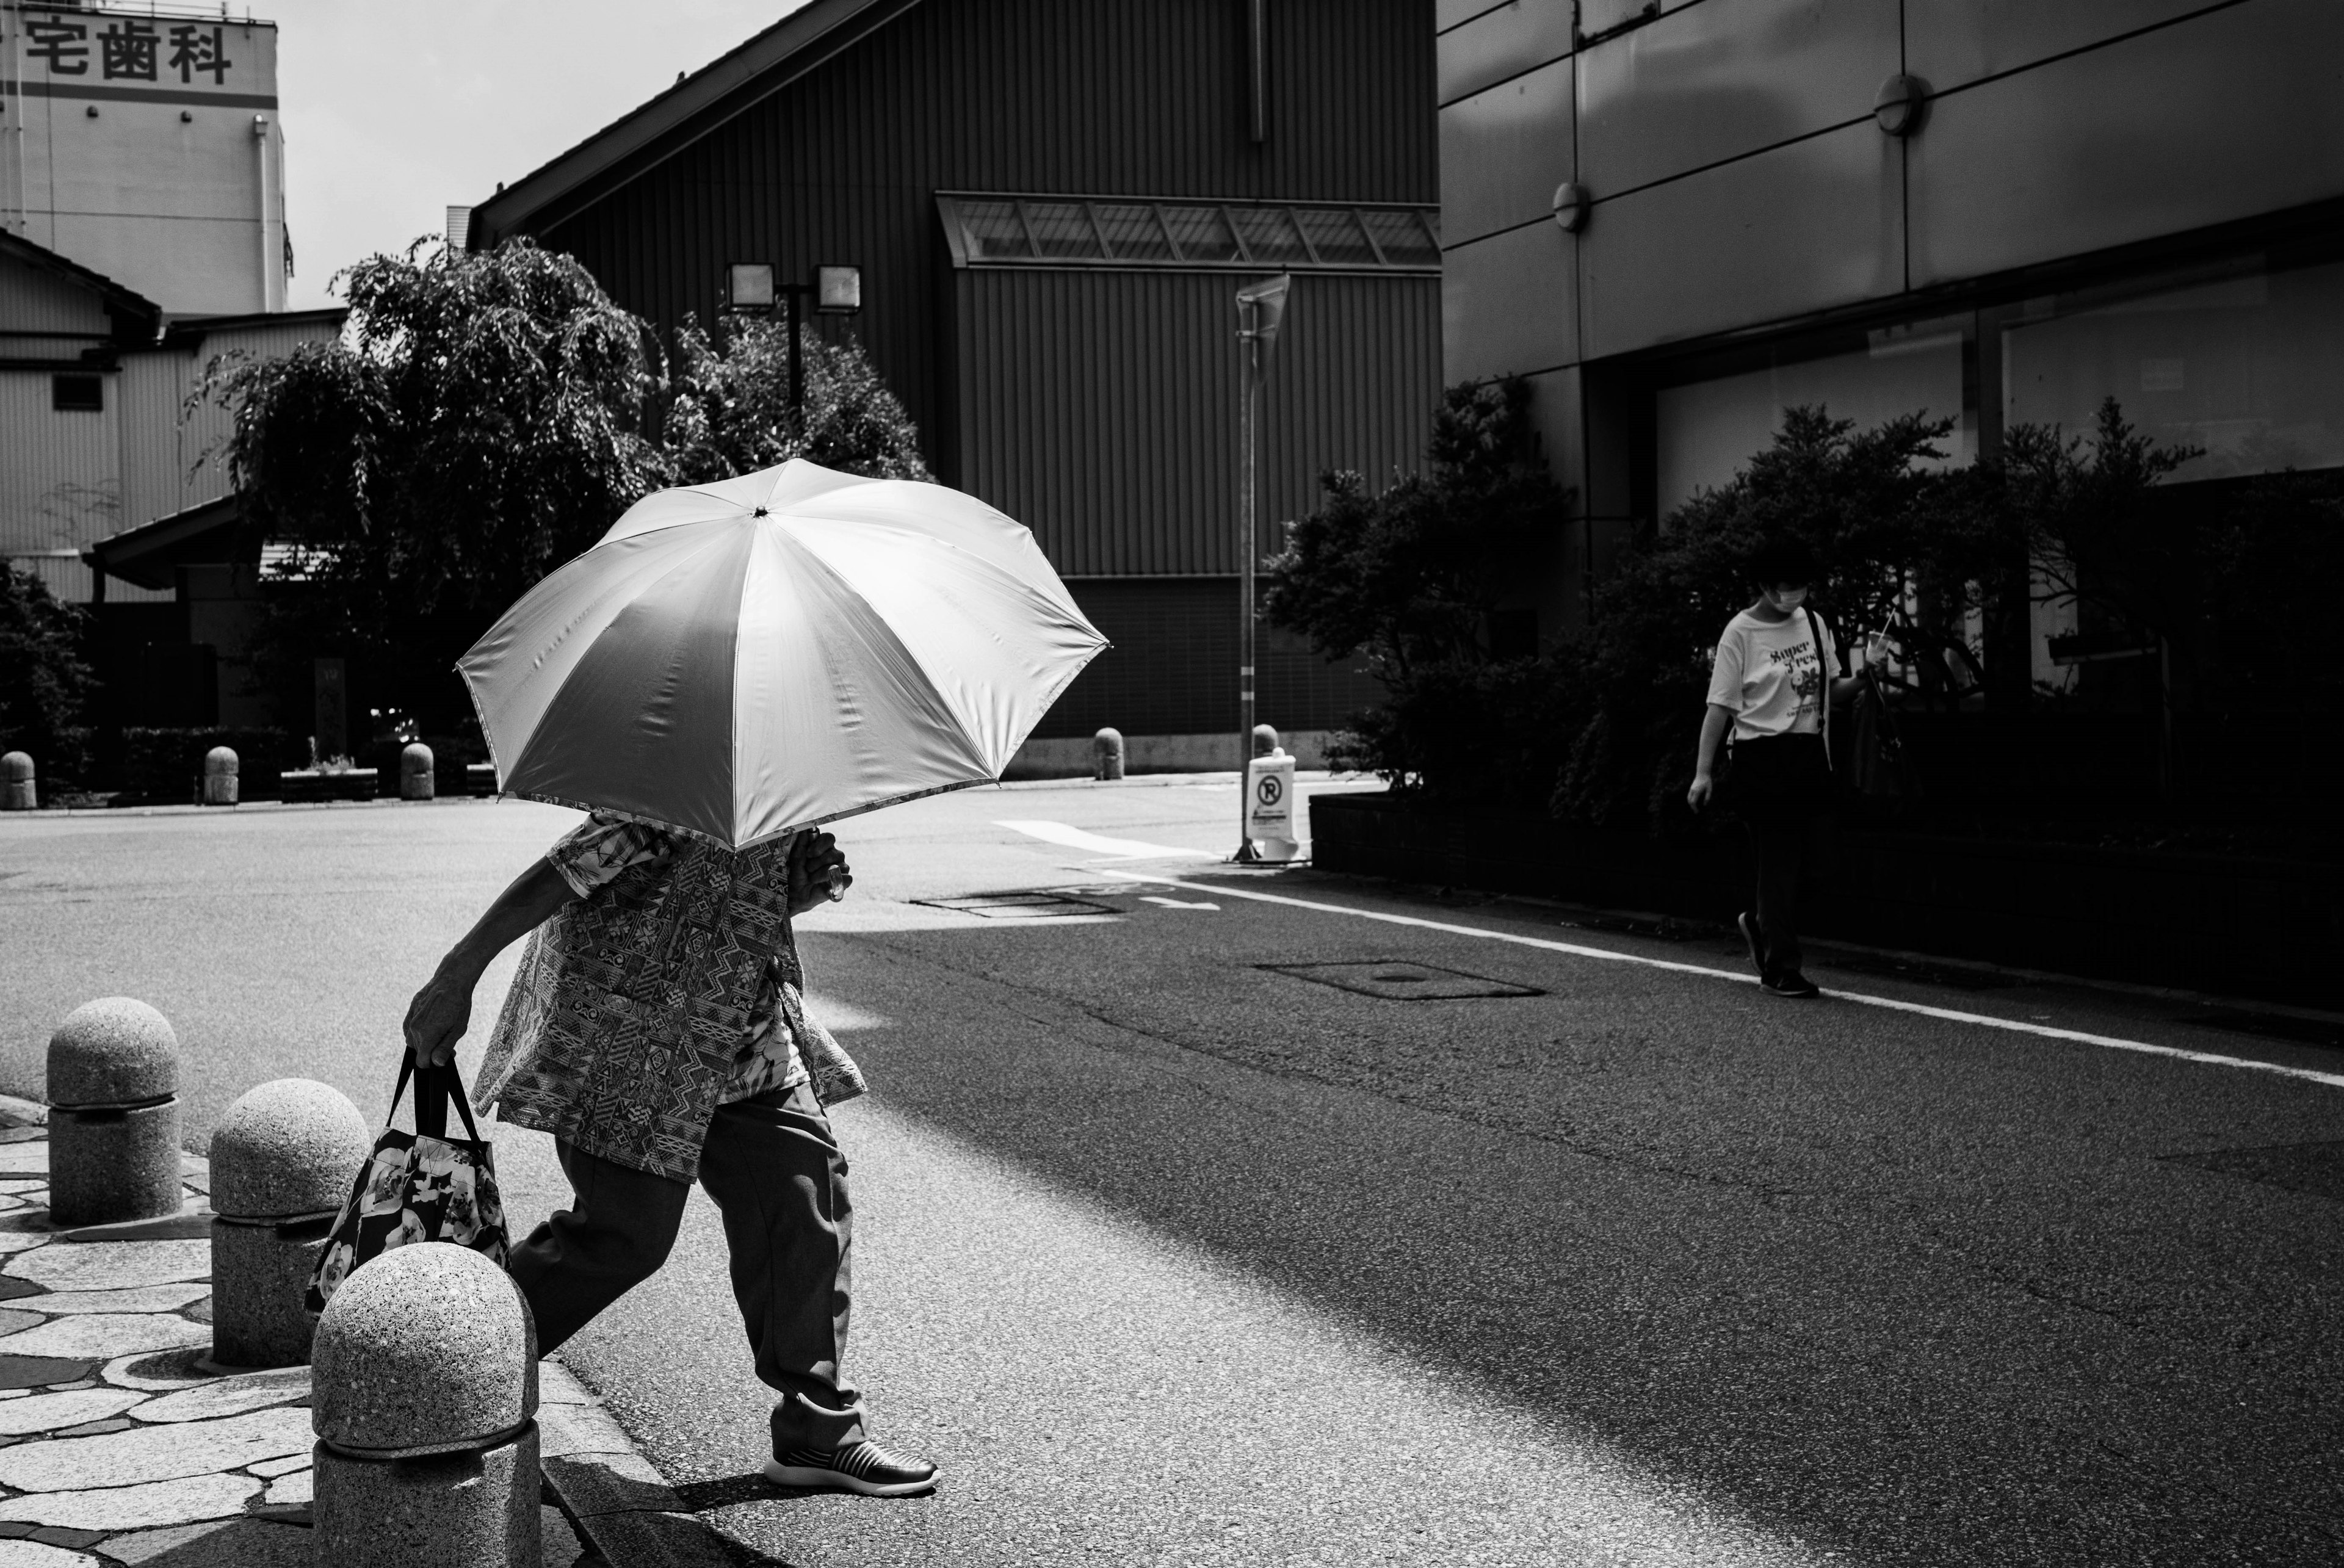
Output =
[{"x1": 1770, "y1": 586, "x2": 1808, "y2": 610}]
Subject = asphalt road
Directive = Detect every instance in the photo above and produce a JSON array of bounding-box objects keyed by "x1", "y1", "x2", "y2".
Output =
[{"x1": 4, "y1": 782, "x2": 2340, "y2": 1566}]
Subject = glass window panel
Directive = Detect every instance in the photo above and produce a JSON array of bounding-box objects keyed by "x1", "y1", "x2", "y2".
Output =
[
  {"x1": 1160, "y1": 204, "x2": 1244, "y2": 264},
  {"x1": 1655, "y1": 335, "x2": 1970, "y2": 515},
  {"x1": 1231, "y1": 207, "x2": 1312, "y2": 265},
  {"x1": 956, "y1": 200, "x2": 1032, "y2": 261},
  {"x1": 1294, "y1": 209, "x2": 1378, "y2": 266},
  {"x1": 1359, "y1": 209, "x2": 1440, "y2": 267},
  {"x1": 1021, "y1": 202, "x2": 1102, "y2": 260},
  {"x1": 1093, "y1": 204, "x2": 1173, "y2": 262},
  {"x1": 2003, "y1": 259, "x2": 2344, "y2": 483}
]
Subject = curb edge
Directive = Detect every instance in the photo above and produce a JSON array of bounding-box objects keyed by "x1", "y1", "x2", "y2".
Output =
[{"x1": 538, "y1": 1359, "x2": 739, "y2": 1568}]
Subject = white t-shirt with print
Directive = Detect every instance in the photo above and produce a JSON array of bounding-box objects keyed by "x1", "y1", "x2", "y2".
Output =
[{"x1": 1706, "y1": 609, "x2": 1837, "y2": 742}]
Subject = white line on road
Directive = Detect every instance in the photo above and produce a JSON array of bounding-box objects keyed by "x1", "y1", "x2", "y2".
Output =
[
  {"x1": 997, "y1": 819, "x2": 1218, "y2": 859},
  {"x1": 1094, "y1": 870, "x2": 2344, "y2": 1093},
  {"x1": 1140, "y1": 895, "x2": 1220, "y2": 911}
]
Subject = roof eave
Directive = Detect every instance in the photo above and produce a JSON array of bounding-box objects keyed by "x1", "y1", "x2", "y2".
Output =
[{"x1": 470, "y1": 0, "x2": 917, "y2": 244}]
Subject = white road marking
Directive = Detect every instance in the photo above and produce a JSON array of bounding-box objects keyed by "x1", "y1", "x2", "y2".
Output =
[
  {"x1": 1140, "y1": 895, "x2": 1220, "y2": 911},
  {"x1": 997, "y1": 819, "x2": 1218, "y2": 859},
  {"x1": 1095, "y1": 871, "x2": 2344, "y2": 1093}
]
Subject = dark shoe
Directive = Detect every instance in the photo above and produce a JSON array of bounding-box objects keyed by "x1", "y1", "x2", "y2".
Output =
[
  {"x1": 1735, "y1": 911, "x2": 1765, "y2": 975},
  {"x1": 764, "y1": 1440, "x2": 938, "y2": 1497},
  {"x1": 1761, "y1": 971, "x2": 1821, "y2": 999}
]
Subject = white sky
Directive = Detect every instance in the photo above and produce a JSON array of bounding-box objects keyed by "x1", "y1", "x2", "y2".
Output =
[{"x1": 270, "y1": 1, "x2": 813, "y2": 311}]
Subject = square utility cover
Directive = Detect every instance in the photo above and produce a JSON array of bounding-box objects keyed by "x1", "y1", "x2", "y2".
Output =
[
  {"x1": 1260, "y1": 961, "x2": 1543, "y2": 1000},
  {"x1": 913, "y1": 891, "x2": 1118, "y2": 919}
]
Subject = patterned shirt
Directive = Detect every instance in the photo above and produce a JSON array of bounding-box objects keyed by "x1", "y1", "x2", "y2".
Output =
[{"x1": 545, "y1": 814, "x2": 808, "y2": 1104}]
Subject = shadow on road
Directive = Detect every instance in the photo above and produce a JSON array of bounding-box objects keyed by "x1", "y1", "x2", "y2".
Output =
[{"x1": 816, "y1": 912, "x2": 2344, "y2": 1568}]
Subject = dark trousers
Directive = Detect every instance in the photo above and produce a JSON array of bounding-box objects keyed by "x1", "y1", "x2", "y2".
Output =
[
  {"x1": 1729, "y1": 733, "x2": 1829, "y2": 981},
  {"x1": 507, "y1": 1082, "x2": 866, "y2": 1450}
]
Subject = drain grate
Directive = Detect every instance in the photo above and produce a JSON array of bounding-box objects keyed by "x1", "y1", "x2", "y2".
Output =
[
  {"x1": 912, "y1": 891, "x2": 1119, "y2": 920},
  {"x1": 1259, "y1": 961, "x2": 1543, "y2": 1000},
  {"x1": 2163, "y1": 1140, "x2": 2344, "y2": 1204}
]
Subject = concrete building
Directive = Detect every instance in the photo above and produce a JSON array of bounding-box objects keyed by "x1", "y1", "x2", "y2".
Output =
[
  {"x1": 1, "y1": 1, "x2": 290, "y2": 314},
  {"x1": 1438, "y1": 0, "x2": 2344, "y2": 680},
  {"x1": 468, "y1": 0, "x2": 1441, "y2": 755}
]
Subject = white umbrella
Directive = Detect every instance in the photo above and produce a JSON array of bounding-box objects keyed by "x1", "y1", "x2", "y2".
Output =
[{"x1": 458, "y1": 460, "x2": 1107, "y2": 848}]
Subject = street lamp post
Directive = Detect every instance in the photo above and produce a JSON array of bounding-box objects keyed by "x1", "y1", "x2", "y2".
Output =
[
  {"x1": 1232, "y1": 273, "x2": 1292, "y2": 863},
  {"x1": 726, "y1": 262, "x2": 864, "y2": 428}
]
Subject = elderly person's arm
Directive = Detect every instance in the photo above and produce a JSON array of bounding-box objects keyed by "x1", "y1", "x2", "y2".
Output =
[{"x1": 403, "y1": 858, "x2": 581, "y2": 1068}]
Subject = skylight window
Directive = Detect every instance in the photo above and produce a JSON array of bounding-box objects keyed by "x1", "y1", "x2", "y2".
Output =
[{"x1": 939, "y1": 195, "x2": 1440, "y2": 273}]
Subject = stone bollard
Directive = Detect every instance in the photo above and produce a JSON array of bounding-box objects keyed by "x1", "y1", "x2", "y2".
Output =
[
  {"x1": 202, "y1": 745, "x2": 239, "y2": 806},
  {"x1": 211, "y1": 1079, "x2": 371, "y2": 1368},
  {"x1": 1093, "y1": 727, "x2": 1124, "y2": 781},
  {"x1": 313, "y1": 1243, "x2": 541, "y2": 1567},
  {"x1": 48, "y1": 999, "x2": 183, "y2": 1227},
  {"x1": 1, "y1": 751, "x2": 33, "y2": 811},
  {"x1": 399, "y1": 742, "x2": 435, "y2": 801},
  {"x1": 1251, "y1": 723, "x2": 1281, "y2": 757}
]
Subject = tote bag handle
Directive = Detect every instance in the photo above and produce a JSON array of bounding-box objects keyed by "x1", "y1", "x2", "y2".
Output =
[{"x1": 391, "y1": 1049, "x2": 485, "y2": 1143}]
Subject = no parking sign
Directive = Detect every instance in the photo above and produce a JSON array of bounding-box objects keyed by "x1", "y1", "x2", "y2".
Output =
[{"x1": 1245, "y1": 750, "x2": 1298, "y2": 861}]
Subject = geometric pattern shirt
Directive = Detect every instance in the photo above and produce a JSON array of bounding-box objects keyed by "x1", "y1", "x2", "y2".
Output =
[{"x1": 546, "y1": 813, "x2": 806, "y2": 1104}]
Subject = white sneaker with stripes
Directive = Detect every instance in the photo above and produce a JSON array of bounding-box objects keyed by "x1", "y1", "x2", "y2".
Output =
[{"x1": 763, "y1": 1440, "x2": 939, "y2": 1497}]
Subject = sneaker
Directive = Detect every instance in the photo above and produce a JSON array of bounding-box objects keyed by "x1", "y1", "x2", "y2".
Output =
[
  {"x1": 764, "y1": 1440, "x2": 938, "y2": 1497},
  {"x1": 1761, "y1": 971, "x2": 1821, "y2": 999},
  {"x1": 1735, "y1": 911, "x2": 1765, "y2": 975}
]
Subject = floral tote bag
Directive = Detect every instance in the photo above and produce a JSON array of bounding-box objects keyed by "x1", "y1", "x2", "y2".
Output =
[{"x1": 306, "y1": 1055, "x2": 510, "y2": 1312}]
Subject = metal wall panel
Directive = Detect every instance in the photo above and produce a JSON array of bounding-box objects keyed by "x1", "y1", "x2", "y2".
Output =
[
  {"x1": 1908, "y1": 0, "x2": 2344, "y2": 288},
  {"x1": 534, "y1": 0, "x2": 1435, "y2": 488},
  {"x1": 1580, "y1": 118, "x2": 1902, "y2": 359},
  {"x1": 953, "y1": 268, "x2": 1441, "y2": 579},
  {"x1": 1, "y1": 365, "x2": 120, "y2": 588},
  {"x1": 1904, "y1": 0, "x2": 2230, "y2": 95},
  {"x1": 0, "y1": 251, "x2": 112, "y2": 334},
  {"x1": 112, "y1": 318, "x2": 336, "y2": 530},
  {"x1": 1437, "y1": 0, "x2": 1505, "y2": 31},
  {"x1": 1441, "y1": 56, "x2": 1573, "y2": 245},
  {"x1": 1577, "y1": 0, "x2": 1894, "y2": 199},
  {"x1": 1444, "y1": 219, "x2": 1577, "y2": 383},
  {"x1": 1436, "y1": 0, "x2": 1573, "y2": 105}
]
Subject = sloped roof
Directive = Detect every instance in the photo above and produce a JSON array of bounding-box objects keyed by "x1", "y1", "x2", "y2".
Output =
[
  {"x1": 469, "y1": 0, "x2": 917, "y2": 244},
  {"x1": 81, "y1": 494, "x2": 245, "y2": 591},
  {"x1": 0, "y1": 231, "x2": 163, "y2": 340}
]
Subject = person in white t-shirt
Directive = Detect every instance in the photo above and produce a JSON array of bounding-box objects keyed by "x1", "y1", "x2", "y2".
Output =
[{"x1": 1687, "y1": 538, "x2": 1886, "y2": 997}]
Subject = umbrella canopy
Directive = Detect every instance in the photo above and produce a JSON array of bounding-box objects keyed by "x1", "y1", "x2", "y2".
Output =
[{"x1": 458, "y1": 460, "x2": 1107, "y2": 848}]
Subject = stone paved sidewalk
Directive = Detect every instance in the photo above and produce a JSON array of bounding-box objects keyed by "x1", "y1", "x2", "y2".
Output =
[{"x1": 0, "y1": 1102, "x2": 628, "y2": 1567}]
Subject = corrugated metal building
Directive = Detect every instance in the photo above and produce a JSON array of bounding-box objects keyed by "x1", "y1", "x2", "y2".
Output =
[
  {"x1": 1438, "y1": 0, "x2": 2344, "y2": 686},
  {"x1": 469, "y1": 0, "x2": 1441, "y2": 746}
]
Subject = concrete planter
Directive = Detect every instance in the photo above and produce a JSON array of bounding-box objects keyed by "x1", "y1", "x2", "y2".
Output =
[
  {"x1": 1309, "y1": 792, "x2": 2342, "y2": 1005},
  {"x1": 279, "y1": 768, "x2": 380, "y2": 803}
]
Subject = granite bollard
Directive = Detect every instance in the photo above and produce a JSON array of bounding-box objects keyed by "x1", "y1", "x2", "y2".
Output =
[
  {"x1": 1, "y1": 751, "x2": 32, "y2": 811},
  {"x1": 48, "y1": 997, "x2": 183, "y2": 1227},
  {"x1": 211, "y1": 1078, "x2": 371, "y2": 1368},
  {"x1": 1093, "y1": 726, "x2": 1124, "y2": 781},
  {"x1": 1251, "y1": 722, "x2": 1280, "y2": 757},
  {"x1": 399, "y1": 742, "x2": 435, "y2": 801},
  {"x1": 312, "y1": 1242, "x2": 541, "y2": 1567},
  {"x1": 202, "y1": 745, "x2": 239, "y2": 806}
]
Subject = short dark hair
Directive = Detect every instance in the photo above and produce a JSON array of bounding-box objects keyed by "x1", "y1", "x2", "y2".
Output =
[{"x1": 1747, "y1": 537, "x2": 1817, "y2": 583}]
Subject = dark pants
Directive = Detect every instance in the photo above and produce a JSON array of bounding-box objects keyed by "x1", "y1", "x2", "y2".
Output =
[
  {"x1": 507, "y1": 1082, "x2": 866, "y2": 1451},
  {"x1": 1729, "y1": 733, "x2": 1829, "y2": 981}
]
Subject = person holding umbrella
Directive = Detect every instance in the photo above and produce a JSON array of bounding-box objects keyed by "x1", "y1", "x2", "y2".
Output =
[
  {"x1": 402, "y1": 460, "x2": 1107, "y2": 1498},
  {"x1": 1685, "y1": 537, "x2": 1887, "y2": 999}
]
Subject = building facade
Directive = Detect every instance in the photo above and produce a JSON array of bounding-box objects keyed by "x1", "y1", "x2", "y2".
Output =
[
  {"x1": 1438, "y1": 0, "x2": 2344, "y2": 682},
  {"x1": 470, "y1": 0, "x2": 1441, "y2": 746},
  {"x1": 2, "y1": 2, "x2": 290, "y2": 315}
]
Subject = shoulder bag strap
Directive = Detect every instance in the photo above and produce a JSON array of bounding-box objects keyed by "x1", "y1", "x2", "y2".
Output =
[{"x1": 400, "y1": 1051, "x2": 485, "y2": 1144}]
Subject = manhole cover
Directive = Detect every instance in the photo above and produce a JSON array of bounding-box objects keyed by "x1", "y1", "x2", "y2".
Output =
[
  {"x1": 1259, "y1": 961, "x2": 1543, "y2": 1000},
  {"x1": 912, "y1": 891, "x2": 1118, "y2": 920}
]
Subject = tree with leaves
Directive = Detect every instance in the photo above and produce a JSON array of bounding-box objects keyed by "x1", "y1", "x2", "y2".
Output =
[
  {"x1": 1262, "y1": 377, "x2": 1574, "y2": 797},
  {"x1": 212, "y1": 238, "x2": 666, "y2": 728},
  {"x1": 664, "y1": 314, "x2": 930, "y2": 485},
  {"x1": 0, "y1": 564, "x2": 96, "y2": 782}
]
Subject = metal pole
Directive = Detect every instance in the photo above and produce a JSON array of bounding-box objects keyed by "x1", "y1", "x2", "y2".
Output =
[
  {"x1": 1236, "y1": 300, "x2": 1259, "y2": 862},
  {"x1": 787, "y1": 286, "x2": 805, "y2": 433}
]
